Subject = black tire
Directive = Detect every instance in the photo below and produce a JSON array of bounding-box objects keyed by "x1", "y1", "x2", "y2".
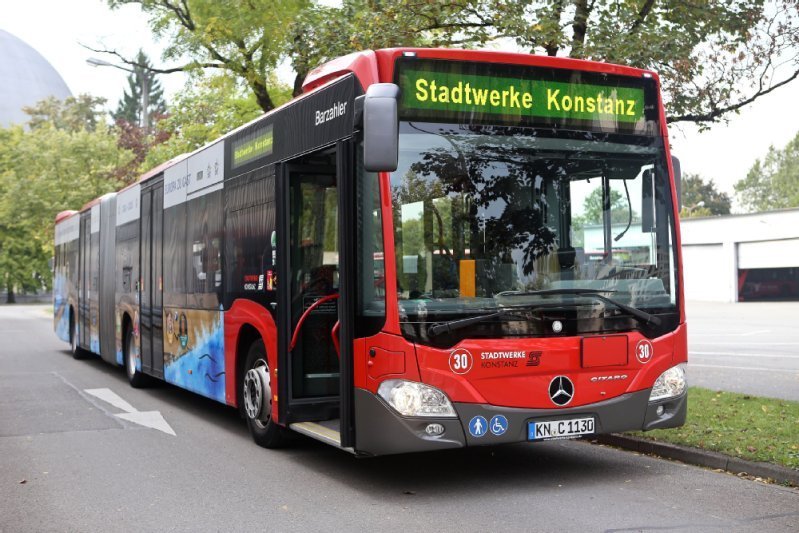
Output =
[
  {"x1": 69, "y1": 309, "x2": 86, "y2": 360},
  {"x1": 240, "y1": 339, "x2": 288, "y2": 448},
  {"x1": 124, "y1": 326, "x2": 148, "y2": 388}
]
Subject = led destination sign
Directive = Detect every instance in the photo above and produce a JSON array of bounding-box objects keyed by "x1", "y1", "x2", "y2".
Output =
[
  {"x1": 397, "y1": 59, "x2": 654, "y2": 134},
  {"x1": 232, "y1": 124, "x2": 274, "y2": 169}
]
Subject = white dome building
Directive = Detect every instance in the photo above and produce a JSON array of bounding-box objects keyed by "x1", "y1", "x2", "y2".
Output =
[{"x1": 0, "y1": 29, "x2": 72, "y2": 127}]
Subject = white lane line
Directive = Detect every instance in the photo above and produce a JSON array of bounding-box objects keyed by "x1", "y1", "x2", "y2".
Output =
[
  {"x1": 84, "y1": 387, "x2": 176, "y2": 436},
  {"x1": 690, "y1": 351, "x2": 799, "y2": 359},
  {"x1": 84, "y1": 388, "x2": 137, "y2": 413},
  {"x1": 690, "y1": 363, "x2": 799, "y2": 373}
]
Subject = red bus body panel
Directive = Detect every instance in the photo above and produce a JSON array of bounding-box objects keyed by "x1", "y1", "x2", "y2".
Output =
[{"x1": 224, "y1": 299, "x2": 278, "y2": 420}]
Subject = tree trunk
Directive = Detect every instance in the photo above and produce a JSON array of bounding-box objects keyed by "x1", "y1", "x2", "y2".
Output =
[
  {"x1": 570, "y1": 0, "x2": 591, "y2": 58},
  {"x1": 6, "y1": 286, "x2": 15, "y2": 304},
  {"x1": 251, "y1": 80, "x2": 275, "y2": 113},
  {"x1": 543, "y1": 0, "x2": 566, "y2": 57},
  {"x1": 293, "y1": 72, "x2": 306, "y2": 98}
]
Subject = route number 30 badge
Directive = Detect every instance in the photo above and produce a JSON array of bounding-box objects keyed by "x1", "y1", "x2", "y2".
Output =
[
  {"x1": 449, "y1": 348, "x2": 473, "y2": 375},
  {"x1": 636, "y1": 340, "x2": 654, "y2": 364}
]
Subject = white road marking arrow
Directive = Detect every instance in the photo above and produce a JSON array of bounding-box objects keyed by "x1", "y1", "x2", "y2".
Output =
[
  {"x1": 84, "y1": 388, "x2": 137, "y2": 413},
  {"x1": 84, "y1": 388, "x2": 176, "y2": 436},
  {"x1": 115, "y1": 411, "x2": 177, "y2": 436}
]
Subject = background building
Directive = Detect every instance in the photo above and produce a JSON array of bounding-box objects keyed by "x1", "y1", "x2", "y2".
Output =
[
  {"x1": 681, "y1": 209, "x2": 799, "y2": 302},
  {"x1": 0, "y1": 29, "x2": 72, "y2": 127}
]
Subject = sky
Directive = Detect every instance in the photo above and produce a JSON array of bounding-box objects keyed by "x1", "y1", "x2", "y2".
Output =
[{"x1": 3, "y1": 0, "x2": 798, "y2": 209}]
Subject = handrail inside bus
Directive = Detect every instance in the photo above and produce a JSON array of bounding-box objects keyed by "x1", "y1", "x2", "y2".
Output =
[
  {"x1": 289, "y1": 293, "x2": 340, "y2": 352},
  {"x1": 331, "y1": 321, "x2": 340, "y2": 358}
]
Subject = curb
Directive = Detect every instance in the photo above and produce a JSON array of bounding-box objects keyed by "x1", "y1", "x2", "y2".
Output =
[{"x1": 594, "y1": 434, "x2": 799, "y2": 487}]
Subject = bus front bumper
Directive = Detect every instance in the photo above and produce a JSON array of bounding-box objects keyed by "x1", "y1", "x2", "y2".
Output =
[{"x1": 353, "y1": 387, "x2": 686, "y2": 456}]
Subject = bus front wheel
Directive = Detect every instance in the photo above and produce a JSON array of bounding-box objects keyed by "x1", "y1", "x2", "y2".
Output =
[{"x1": 241, "y1": 339, "x2": 288, "y2": 448}]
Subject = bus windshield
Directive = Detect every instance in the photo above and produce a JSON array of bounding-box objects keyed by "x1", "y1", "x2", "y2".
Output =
[{"x1": 390, "y1": 122, "x2": 678, "y2": 343}]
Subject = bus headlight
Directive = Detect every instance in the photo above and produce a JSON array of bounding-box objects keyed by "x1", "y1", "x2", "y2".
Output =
[
  {"x1": 649, "y1": 364, "x2": 687, "y2": 402},
  {"x1": 377, "y1": 379, "x2": 457, "y2": 418}
]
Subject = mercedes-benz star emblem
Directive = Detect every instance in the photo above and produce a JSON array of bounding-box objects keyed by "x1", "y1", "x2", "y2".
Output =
[{"x1": 548, "y1": 376, "x2": 574, "y2": 406}]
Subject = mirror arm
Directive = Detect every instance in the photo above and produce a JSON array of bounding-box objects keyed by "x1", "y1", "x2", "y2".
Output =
[{"x1": 671, "y1": 155, "x2": 682, "y2": 211}]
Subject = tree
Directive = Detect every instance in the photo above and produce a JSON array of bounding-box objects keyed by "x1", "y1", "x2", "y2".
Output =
[
  {"x1": 488, "y1": 1, "x2": 799, "y2": 126},
  {"x1": 23, "y1": 94, "x2": 107, "y2": 132},
  {"x1": 101, "y1": 0, "x2": 310, "y2": 111},
  {"x1": 96, "y1": 1, "x2": 799, "y2": 125},
  {"x1": 735, "y1": 131, "x2": 799, "y2": 212},
  {"x1": 0, "y1": 97, "x2": 134, "y2": 302},
  {"x1": 288, "y1": 1, "x2": 489, "y2": 95},
  {"x1": 679, "y1": 173, "x2": 731, "y2": 218},
  {"x1": 579, "y1": 188, "x2": 635, "y2": 225},
  {"x1": 113, "y1": 49, "x2": 167, "y2": 129}
]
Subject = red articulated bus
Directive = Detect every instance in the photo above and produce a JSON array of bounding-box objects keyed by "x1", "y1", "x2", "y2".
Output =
[{"x1": 53, "y1": 48, "x2": 687, "y2": 455}]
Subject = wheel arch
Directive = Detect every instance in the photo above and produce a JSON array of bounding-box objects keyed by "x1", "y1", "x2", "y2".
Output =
[{"x1": 224, "y1": 299, "x2": 278, "y2": 420}]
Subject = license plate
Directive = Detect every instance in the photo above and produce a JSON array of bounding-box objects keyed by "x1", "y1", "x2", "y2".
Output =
[{"x1": 528, "y1": 417, "x2": 595, "y2": 440}]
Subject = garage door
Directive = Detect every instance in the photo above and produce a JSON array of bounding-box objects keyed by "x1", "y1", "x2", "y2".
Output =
[
  {"x1": 682, "y1": 244, "x2": 728, "y2": 301},
  {"x1": 738, "y1": 238, "x2": 799, "y2": 269}
]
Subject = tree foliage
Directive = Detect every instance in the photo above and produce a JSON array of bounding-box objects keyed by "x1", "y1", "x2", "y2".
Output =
[
  {"x1": 0, "y1": 98, "x2": 133, "y2": 299},
  {"x1": 579, "y1": 187, "x2": 635, "y2": 225},
  {"x1": 23, "y1": 94, "x2": 108, "y2": 132},
  {"x1": 679, "y1": 173, "x2": 732, "y2": 218},
  {"x1": 735, "y1": 131, "x2": 799, "y2": 212},
  {"x1": 104, "y1": 0, "x2": 309, "y2": 110},
  {"x1": 98, "y1": 0, "x2": 799, "y2": 126}
]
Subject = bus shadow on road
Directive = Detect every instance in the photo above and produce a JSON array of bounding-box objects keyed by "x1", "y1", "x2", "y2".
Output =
[
  {"x1": 67, "y1": 351, "x2": 658, "y2": 497},
  {"x1": 281, "y1": 434, "x2": 657, "y2": 498}
]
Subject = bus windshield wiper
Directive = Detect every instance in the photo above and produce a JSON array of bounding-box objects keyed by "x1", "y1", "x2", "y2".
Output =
[
  {"x1": 498, "y1": 288, "x2": 662, "y2": 326},
  {"x1": 427, "y1": 308, "x2": 528, "y2": 337}
]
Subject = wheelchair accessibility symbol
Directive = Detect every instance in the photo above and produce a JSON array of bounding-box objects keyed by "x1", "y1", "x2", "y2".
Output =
[{"x1": 489, "y1": 415, "x2": 508, "y2": 436}]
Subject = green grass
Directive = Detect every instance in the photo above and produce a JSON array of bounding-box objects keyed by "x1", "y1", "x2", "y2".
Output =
[{"x1": 628, "y1": 387, "x2": 799, "y2": 469}]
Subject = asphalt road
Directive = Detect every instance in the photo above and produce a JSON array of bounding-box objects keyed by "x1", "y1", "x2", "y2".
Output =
[
  {"x1": 1, "y1": 305, "x2": 797, "y2": 532},
  {"x1": 687, "y1": 301, "x2": 799, "y2": 401}
]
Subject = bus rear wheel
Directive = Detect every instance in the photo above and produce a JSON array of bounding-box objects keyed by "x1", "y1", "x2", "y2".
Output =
[
  {"x1": 69, "y1": 310, "x2": 86, "y2": 360},
  {"x1": 124, "y1": 326, "x2": 148, "y2": 388},
  {"x1": 241, "y1": 339, "x2": 288, "y2": 448}
]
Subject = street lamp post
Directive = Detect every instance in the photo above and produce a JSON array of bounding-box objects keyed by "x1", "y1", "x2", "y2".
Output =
[
  {"x1": 86, "y1": 56, "x2": 152, "y2": 130},
  {"x1": 685, "y1": 200, "x2": 706, "y2": 216}
]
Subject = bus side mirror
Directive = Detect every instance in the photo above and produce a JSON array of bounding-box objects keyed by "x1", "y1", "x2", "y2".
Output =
[
  {"x1": 671, "y1": 155, "x2": 682, "y2": 210},
  {"x1": 363, "y1": 83, "x2": 399, "y2": 172}
]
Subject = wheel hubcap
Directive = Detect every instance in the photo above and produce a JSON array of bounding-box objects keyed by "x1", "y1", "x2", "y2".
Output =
[{"x1": 243, "y1": 360, "x2": 271, "y2": 425}]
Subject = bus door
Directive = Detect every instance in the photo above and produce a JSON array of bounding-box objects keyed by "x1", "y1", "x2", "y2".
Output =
[
  {"x1": 277, "y1": 143, "x2": 355, "y2": 448},
  {"x1": 79, "y1": 214, "x2": 91, "y2": 348},
  {"x1": 139, "y1": 183, "x2": 164, "y2": 378}
]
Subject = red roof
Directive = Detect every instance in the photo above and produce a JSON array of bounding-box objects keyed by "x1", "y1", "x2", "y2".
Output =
[{"x1": 54, "y1": 210, "x2": 78, "y2": 224}]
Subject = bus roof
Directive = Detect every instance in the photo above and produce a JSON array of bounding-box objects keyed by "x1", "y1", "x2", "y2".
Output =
[
  {"x1": 304, "y1": 48, "x2": 660, "y2": 93},
  {"x1": 55, "y1": 210, "x2": 78, "y2": 224}
]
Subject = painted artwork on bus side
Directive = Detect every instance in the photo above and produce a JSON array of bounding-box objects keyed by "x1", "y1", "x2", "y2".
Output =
[
  {"x1": 53, "y1": 272, "x2": 70, "y2": 343},
  {"x1": 90, "y1": 298, "x2": 100, "y2": 354},
  {"x1": 163, "y1": 308, "x2": 226, "y2": 403}
]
